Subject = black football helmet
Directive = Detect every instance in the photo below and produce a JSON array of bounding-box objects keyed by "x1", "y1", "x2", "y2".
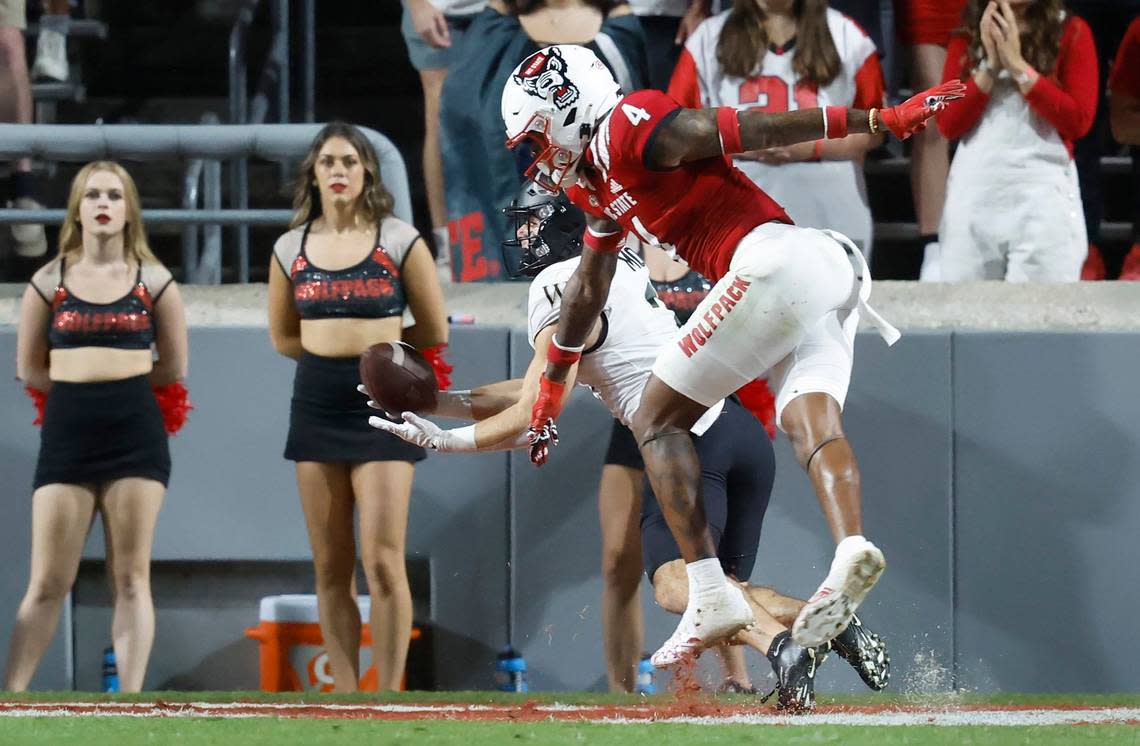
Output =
[{"x1": 501, "y1": 183, "x2": 587, "y2": 278}]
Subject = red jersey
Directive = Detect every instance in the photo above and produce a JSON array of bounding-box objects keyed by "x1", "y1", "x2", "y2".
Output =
[
  {"x1": 565, "y1": 89, "x2": 791, "y2": 281},
  {"x1": 1109, "y1": 16, "x2": 1140, "y2": 99}
]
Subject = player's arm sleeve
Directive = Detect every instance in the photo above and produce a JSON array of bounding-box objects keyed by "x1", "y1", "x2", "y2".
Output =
[
  {"x1": 936, "y1": 34, "x2": 991, "y2": 140},
  {"x1": 1023, "y1": 17, "x2": 1098, "y2": 142},
  {"x1": 852, "y1": 51, "x2": 886, "y2": 111},
  {"x1": 527, "y1": 274, "x2": 564, "y2": 346},
  {"x1": 1109, "y1": 20, "x2": 1140, "y2": 99},
  {"x1": 667, "y1": 48, "x2": 704, "y2": 109}
]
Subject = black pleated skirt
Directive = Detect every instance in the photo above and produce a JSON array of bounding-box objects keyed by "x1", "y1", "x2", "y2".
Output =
[
  {"x1": 284, "y1": 352, "x2": 427, "y2": 464},
  {"x1": 34, "y1": 375, "x2": 171, "y2": 489}
]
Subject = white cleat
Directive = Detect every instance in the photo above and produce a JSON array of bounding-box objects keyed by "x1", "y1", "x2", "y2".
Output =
[
  {"x1": 793, "y1": 536, "x2": 885, "y2": 648},
  {"x1": 651, "y1": 584, "x2": 754, "y2": 668}
]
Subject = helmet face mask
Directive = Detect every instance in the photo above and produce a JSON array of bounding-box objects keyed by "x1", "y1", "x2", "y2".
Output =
[
  {"x1": 501, "y1": 187, "x2": 587, "y2": 278},
  {"x1": 502, "y1": 45, "x2": 622, "y2": 193},
  {"x1": 505, "y1": 110, "x2": 582, "y2": 192}
]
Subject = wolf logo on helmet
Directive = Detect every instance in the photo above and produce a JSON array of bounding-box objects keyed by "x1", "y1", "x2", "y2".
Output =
[
  {"x1": 514, "y1": 47, "x2": 580, "y2": 110},
  {"x1": 502, "y1": 45, "x2": 622, "y2": 191}
]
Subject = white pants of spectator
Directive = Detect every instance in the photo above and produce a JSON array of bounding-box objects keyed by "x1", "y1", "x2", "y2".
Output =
[{"x1": 938, "y1": 76, "x2": 1087, "y2": 282}]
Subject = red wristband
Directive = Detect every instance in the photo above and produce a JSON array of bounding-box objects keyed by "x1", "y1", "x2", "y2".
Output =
[
  {"x1": 717, "y1": 106, "x2": 743, "y2": 155},
  {"x1": 811, "y1": 139, "x2": 824, "y2": 161},
  {"x1": 583, "y1": 227, "x2": 622, "y2": 254},
  {"x1": 547, "y1": 338, "x2": 583, "y2": 367},
  {"x1": 824, "y1": 106, "x2": 849, "y2": 140}
]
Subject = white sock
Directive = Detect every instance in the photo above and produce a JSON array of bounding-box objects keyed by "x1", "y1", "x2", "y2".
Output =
[{"x1": 686, "y1": 558, "x2": 727, "y2": 601}]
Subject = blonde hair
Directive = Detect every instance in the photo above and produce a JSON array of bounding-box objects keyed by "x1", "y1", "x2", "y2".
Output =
[
  {"x1": 290, "y1": 122, "x2": 395, "y2": 230},
  {"x1": 58, "y1": 161, "x2": 159, "y2": 265}
]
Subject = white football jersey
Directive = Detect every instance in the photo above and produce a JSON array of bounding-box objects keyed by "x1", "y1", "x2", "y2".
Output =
[
  {"x1": 527, "y1": 247, "x2": 724, "y2": 435},
  {"x1": 670, "y1": 8, "x2": 884, "y2": 250}
]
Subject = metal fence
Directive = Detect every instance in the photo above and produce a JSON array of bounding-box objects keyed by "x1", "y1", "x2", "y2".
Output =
[{"x1": 0, "y1": 123, "x2": 411, "y2": 283}]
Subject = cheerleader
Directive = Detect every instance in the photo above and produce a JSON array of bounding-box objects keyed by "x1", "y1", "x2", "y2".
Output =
[
  {"x1": 7, "y1": 161, "x2": 189, "y2": 692},
  {"x1": 268, "y1": 122, "x2": 449, "y2": 691}
]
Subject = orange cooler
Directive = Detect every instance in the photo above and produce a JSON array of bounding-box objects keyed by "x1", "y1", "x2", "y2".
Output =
[{"x1": 246, "y1": 594, "x2": 419, "y2": 692}]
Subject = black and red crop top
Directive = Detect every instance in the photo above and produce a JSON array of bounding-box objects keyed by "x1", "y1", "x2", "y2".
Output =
[
  {"x1": 31, "y1": 257, "x2": 172, "y2": 350},
  {"x1": 273, "y1": 217, "x2": 420, "y2": 320}
]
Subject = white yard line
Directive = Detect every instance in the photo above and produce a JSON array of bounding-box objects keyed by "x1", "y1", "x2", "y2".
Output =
[{"x1": 0, "y1": 702, "x2": 1136, "y2": 726}]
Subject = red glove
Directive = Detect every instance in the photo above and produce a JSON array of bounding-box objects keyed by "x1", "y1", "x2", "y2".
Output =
[
  {"x1": 24, "y1": 385, "x2": 47, "y2": 426},
  {"x1": 528, "y1": 375, "x2": 567, "y2": 466},
  {"x1": 421, "y1": 344, "x2": 453, "y2": 390},
  {"x1": 879, "y1": 80, "x2": 967, "y2": 140}
]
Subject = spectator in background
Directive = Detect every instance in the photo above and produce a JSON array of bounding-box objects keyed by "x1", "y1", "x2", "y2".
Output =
[
  {"x1": 1064, "y1": 0, "x2": 1140, "y2": 279},
  {"x1": 1108, "y1": 14, "x2": 1140, "y2": 280},
  {"x1": 627, "y1": 0, "x2": 709, "y2": 91},
  {"x1": 668, "y1": 0, "x2": 887, "y2": 256},
  {"x1": 439, "y1": 0, "x2": 647, "y2": 282},
  {"x1": 6, "y1": 161, "x2": 189, "y2": 692},
  {"x1": 401, "y1": 0, "x2": 487, "y2": 283},
  {"x1": 31, "y1": 0, "x2": 71, "y2": 82},
  {"x1": 0, "y1": 0, "x2": 47, "y2": 258},
  {"x1": 891, "y1": 0, "x2": 967, "y2": 279},
  {"x1": 937, "y1": 0, "x2": 1097, "y2": 281},
  {"x1": 268, "y1": 123, "x2": 449, "y2": 692}
]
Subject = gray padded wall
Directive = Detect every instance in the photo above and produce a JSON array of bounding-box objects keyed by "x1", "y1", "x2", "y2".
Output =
[
  {"x1": 4, "y1": 325, "x2": 1140, "y2": 693},
  {"x1": 952, "y1": 332, "x2": 1140, "y2": 693}
]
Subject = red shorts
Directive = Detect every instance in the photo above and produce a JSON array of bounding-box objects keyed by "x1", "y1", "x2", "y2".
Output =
[{"x1": 894, "y1": 0, "x2": 968, "y2": 47}]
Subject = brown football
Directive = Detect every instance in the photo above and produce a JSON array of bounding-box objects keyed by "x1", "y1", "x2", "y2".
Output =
[{"x1": 359, "y1": 341, "x2": 440, "y2": 415}]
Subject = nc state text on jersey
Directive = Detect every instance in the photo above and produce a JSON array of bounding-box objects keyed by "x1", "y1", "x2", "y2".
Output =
[{"x1": 603, "y1": 192, "x2": 637, "y2": 221}]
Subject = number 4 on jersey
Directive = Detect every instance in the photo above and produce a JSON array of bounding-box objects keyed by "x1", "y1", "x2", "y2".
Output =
[{"x1": 621, "y1": 104, "x2": 651, "y2": 126}]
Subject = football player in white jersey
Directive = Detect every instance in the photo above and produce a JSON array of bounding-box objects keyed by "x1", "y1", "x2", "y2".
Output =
[
  {"x1": 367, "y1": 191, "x2": 890, "y2": 709},
  {"x1": 668, "y1": 0, "x2": 886, "y2": 254}
]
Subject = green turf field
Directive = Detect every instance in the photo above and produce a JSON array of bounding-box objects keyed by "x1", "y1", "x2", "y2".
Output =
[{"x1": 0, "y1": 691, "x2": 1136, "y2": 745}]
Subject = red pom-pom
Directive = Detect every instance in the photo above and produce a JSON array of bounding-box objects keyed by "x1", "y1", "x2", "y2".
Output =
[
  {"x1": 152, "y1": 381, "x2": 193, "y2": 435},
  {"x1": 421, "y1": 344, "x2": 453, "y2": 391},
  {"x1": 24, "y1": 385, "x2": 47, "y2": 426},
  {"x1": 736, "y1": 378, "x2": 776, "y2": 439}
]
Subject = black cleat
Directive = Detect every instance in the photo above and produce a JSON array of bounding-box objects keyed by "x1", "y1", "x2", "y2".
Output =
[
  {"x1": 717, "y1": 679, "x2": 759, "y2": 695},
  {"x1": 764, "y1": 630, "x2": 818, "y2": 713},
  {"x1": 828, "y1": 614, "x2": 890, "y2": 691}
]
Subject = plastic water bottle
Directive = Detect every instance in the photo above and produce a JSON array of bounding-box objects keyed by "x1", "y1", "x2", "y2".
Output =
[
  {"x1": 101, "y1": 646, "x2": 120, "y2": 693},
  {"x1": 494, "y1": 646, "x2": 527, "y2": 692},
  {"x1": 635, "y1": 653, "x2": 656, "y2": 695}
]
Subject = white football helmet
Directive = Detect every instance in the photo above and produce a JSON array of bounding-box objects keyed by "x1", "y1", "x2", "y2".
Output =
[{"x1": 501, "y1": 45, "x2": 621, "y2": 192}]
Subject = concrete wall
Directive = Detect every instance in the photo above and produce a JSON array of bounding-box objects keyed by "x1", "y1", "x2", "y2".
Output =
[{"x1": 2, "y1": 324, "x2": 1139, "y2": 693}]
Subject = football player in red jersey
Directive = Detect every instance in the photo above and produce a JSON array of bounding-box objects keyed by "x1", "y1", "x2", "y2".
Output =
[{"x1": 501, "y1": 44, "x2": 965, "y2": 666}]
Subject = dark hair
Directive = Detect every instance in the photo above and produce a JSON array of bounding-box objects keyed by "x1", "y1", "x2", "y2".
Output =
[
  {"x1": 960, "y1": 0, "x2": 1065, "y2": 76},
  {"x1": 505, "y1": 0, "x2": 622, "y2": 15},
  {"x1": 716, "y1": 0, "x2": 840, "y2": 84},
  {"x1": 290, "y1": 121, "x2": 395, "y2": 229}
]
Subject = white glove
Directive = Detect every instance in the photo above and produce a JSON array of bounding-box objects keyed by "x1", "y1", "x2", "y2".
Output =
[{"x1": 368, "y1": 412, "x2": 477, "y2": 452}]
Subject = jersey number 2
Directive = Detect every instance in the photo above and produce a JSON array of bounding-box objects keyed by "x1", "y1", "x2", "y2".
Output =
[
  {"x1": 738, "y1": 76, "x2": 818, "y2": 112},
  {"x1": 621, "y1": 104, "x2": 651, "y2": 126}
]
